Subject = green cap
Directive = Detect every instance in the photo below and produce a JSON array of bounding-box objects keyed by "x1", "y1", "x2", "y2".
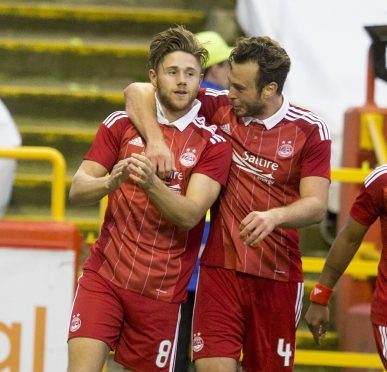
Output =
[{"x1": 196, "y1": 31, "x2": 233, "y2": 68}]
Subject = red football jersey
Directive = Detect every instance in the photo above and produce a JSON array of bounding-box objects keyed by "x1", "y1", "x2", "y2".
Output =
[
  {"x1": 198, "y1": 89, "x2": 331, "y2": 282},
  {"x1": 350, "y1": 164, "x2": 387, "y2": 324},
  {"x1": 83, "y1": 106, "x2": 232, "y2": 303}
]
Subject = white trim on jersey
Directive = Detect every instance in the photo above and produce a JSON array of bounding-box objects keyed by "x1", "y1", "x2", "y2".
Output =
[
  {"x1": 204, "y1": 88, "x2": 229, "y2": 97},
  {"x1": 285, "y1": 106, "x2": 331, "y2": 141},
  {"x1": 364, "y1": 164, "x2": 387, "y2": 188},
  {"x1": 210, "y1": 134, "x2": 227, "y2": 144},
  {"x1": 102, "y1": 111, "x2": 128, "y2": 128},
  {"x1": 378, "y1": 325, "x2": 387, "y2": 361},
  {"x1": 192, "y1": 117, "x2": 227, "y2": 145},
  {"x1": 70, "y1": 274, "x2": 83, "y2": 312},
  {"x1": 192, "y1": 117, "x2": 216, "y2": 135},
  {"x1": 169, "y1": 305, "x2": 182, "y2": 372},
  {"x1": 295, "y1": 282, "x2": 304, "y2": 327}
]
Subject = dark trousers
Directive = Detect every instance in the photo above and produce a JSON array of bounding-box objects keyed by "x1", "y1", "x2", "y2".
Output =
[{"x1": 175, "y1": 291, "x2": 195, "y2": 371}]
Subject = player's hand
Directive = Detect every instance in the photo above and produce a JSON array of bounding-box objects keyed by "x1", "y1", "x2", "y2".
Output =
[
  {"x1": 127, "y1": 152, "x2": 157, "y2": 191},
  {"x1": 304, "y1": 302, "x2": 330, "y2": 345},
  {"x1": 239, "y1": 210, "x2": 276, "y2": 246},
  {"x1": 145, "y1": 139, "x2": 176, "y2": 179},
  {"x1": 107, "y1": 159, "x2": 131, "y2": 191}
]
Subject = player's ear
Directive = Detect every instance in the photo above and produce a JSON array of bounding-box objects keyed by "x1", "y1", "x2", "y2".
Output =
[
  {"x1": 149, "y1": 69, "x2": 157, "y2": 88},
  {"x1": 263, "y1": 82, "x2": 278, "y2": 98}
]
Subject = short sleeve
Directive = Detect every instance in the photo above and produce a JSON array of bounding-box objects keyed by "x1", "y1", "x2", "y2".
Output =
[
  {"x1": 197, "y1": 88, "x2": 232, "y2": 126},
  {"x1": 350, "y1": 169, "x2": 386, "y2": 226},
  {"x1": 84, "y1": 123, "x2": 122, "y2": 171},
  {"x1": 300, "y1": 125, "x2": 331, "y2": 180},
  {"x1": 193, "y1": 130, "x2": 232, "y2": 186}
]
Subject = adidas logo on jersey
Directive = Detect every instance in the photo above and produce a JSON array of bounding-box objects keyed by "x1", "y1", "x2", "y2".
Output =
[
  {"x1": 220, "y1": 123, "x2": 231, "y2": 134},
  {"x1": 312, "y1": 288, "x2": 322, "y2": 295},
  {"x1": 128, "y1": 137, "x2": 144, "y2": 147}
]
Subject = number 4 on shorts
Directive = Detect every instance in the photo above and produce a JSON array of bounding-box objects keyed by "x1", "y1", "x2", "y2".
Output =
[{"x1": 277, "y1": 338, "x2": 292, "y2": 367}]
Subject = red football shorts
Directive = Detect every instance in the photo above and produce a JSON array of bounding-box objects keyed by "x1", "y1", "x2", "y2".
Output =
[
  {"x1": 372, "y1": 323, "x2": 387, "y2": 369},
  {"x1": 68, "y1": 269, "x2": 181, "y2": 371},
  {"x1": 192, "y1": 266, "x2": 304, "y2": 371}
]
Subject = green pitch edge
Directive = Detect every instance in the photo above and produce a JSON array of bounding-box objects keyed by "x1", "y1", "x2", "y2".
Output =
[
  {"x1": 0, "y1": 85, "x2": 123, "y2": 102},
  {"x1": 14, "y1": 173, "x2": 72, "y2": 187},
  {"x1": 0, "y1": 37, "x2": 149, "y2": 57},
  {"x1": 19, "y1": 126, "x2": 96, "y2": 141},
  {"x1": 0, "y1": 2, "x2": 205, "y2": 24},
  {"x1": 4, "y1": 212, "x2": 101, "y2": 233}
]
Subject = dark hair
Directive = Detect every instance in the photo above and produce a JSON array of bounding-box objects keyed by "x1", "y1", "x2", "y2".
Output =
[
  {"x1": 148, "y1": 26, "x2": 208, "y2": 72},
  {"x1": 229, "y1": 36, "x2": 291, "y2": 94}
]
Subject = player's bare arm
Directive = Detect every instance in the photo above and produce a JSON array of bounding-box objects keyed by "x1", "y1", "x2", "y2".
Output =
[
  {"x1": 305, "y1": 217, "x2": 369, "y2": 344},
  {"x1": 69, "y1": 159, "x2": 131, "y2": 206},
  {"x1": 128, "y1": 152, "x2": 221, "y2": 230},
  {"x1": 240, "y1": 176, "x2": 330, "y2": 246},
  {"x1": 124, "y1": 82, "x2": 175, "y2": 178}
]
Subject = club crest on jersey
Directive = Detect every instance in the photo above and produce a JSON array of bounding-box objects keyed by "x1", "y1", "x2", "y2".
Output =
[
  {"x1": 70, "y1": 313, "x2": 81, "y2": 332},
  {"x1": 179, "y1": 148, "x2": 197, "y2": 167},
  {"x1": 277, "y1": 141, "x2": 294, "y2": 158},
  {"x1": 192, "y1": 333, "x2": 204, "y2": 352}
]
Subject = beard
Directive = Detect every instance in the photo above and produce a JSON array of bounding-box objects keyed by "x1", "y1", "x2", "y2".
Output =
[
  {"x1": 247, "y1": 100, "x2": 266, "y2": 116},
  {"x1": 233, "y1": 99, "x2": 266, "y2": 118},
  {"x1": 156, "y1": 86, "x2": 197, "y2": 114}
]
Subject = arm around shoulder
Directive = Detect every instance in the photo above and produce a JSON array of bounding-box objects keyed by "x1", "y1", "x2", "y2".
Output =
[{"x1": 124, "y1": 82, "x2": 175, "y2": 177}]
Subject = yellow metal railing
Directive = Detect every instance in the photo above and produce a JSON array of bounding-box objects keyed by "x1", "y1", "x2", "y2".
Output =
[
  {"x1": 360, "y1": 112, "x2": 387, "y2": 164},
  {"x1": 331, "y1": 166, "x2": 371, "y2": 183},
  {"x1": 0, "y1": 146, "x2": 66, "y2": 221},
  {"x1": 302, "y1": 254, "x2": 377, "y2": 277},
  {"x1": 295, "y1": 350, "x2": 384, "y2": 368}
]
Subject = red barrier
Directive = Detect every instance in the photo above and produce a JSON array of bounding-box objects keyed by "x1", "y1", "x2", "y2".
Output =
[{"x1": 0, "y1": 221, "x2": 82, "y2": 371}]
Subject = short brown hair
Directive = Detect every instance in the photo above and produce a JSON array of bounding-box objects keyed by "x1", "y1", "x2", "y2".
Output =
[
  {"x1": 230, "y1": 36, "x2": 291, "y2": 94},
  {"x1": 148, "y1": 26, "x2": 208, "y2": 72}
]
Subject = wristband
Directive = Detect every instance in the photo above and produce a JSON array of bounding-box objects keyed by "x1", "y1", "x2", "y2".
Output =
[{"x1": 309, "y1": 283, "x2": 333, "y2": 305}]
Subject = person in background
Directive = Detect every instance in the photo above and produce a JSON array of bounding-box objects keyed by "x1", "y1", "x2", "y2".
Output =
[
  {"x1": 196, "y1": 31, "x2": 233, "y2": 91},
  {"x1": 67, "y1": 26, "x2": 231, "y2": 371},
  {"x1": 305, "y1": 164, "x2": 387, "y2": 370},
  {"x1": 175, "y1": 30, "x2": 233, "y2": 371},
  {"x1": 0, "y1": 100, "x2": 22, "y2": 218},
  {"x1": 124, "y1": 35, "x2": 331, "y2": 371}
]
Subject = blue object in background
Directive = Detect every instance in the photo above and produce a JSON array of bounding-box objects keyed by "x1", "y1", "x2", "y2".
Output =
[{"x1": 187, "y1": 220, "x2": 210, "y2": 292}]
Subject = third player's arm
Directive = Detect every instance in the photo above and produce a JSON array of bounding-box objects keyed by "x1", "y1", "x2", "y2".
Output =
[
  {"x1": 304, "y1": 217, "x2": 369, "y2": 344},
  {"x1": 240, "y1": 176, "x2": 330, "y2": 246},
  {"x1": 315, "y1": 216, "x2": 369, "y2": 288}
]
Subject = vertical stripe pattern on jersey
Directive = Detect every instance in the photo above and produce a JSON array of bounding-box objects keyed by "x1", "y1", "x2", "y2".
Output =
[{"x1": 140, "y1": 214, "x2": 164, "y2": 295}]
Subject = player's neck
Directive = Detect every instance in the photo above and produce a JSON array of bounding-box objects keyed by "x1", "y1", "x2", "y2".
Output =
[{"x1": 256, "y1": 94, "x2": 283, "y2": 120}]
